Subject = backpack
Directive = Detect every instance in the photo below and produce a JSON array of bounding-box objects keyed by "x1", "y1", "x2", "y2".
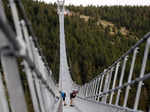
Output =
[{"x1": 61, "y1": 92, "x2": 66, "y2": 98}]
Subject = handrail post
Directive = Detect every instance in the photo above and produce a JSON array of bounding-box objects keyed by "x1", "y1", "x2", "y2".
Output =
[
  {"x1": 134, "y1": 38, "x2": 150, "y2": 110},
  {"x1": 95, "y1": 77, "x2": 101, "y2": 101},
  {"x1": 81, "y1": 86, "x2": 84, "y2": 97},
  {"x1": 0, "y1": 72, "x2": 9, "y2": 112},
  {"x1": 78, "y1": 87, "x2": 81, "y2": 97},
  {"x1": 105, "y1": 67, "x2": 114, "y2": 103},
  {"x1": 33, "y1": 47, "x2": 46, "y2": 112},
  {"x1": 91, "y1": 80, "x2": 94, "y2": 100},
  {"x1": 89, "y1": 82, "x2": 92, "y2": 99},
  {"x1": 83, "y1": 85, "x2": 85, "y2": 98},
  {"x1": 88, "y1": 83, "x2": 91, "y2": 98},
  {"x1": 8, "y1": 0, "x2": 26, "y2": 56},
  {"x1": 84, "y1": 83, "x2": 87, "y2": 98},
  {"x1": 88, "y1": 82, "x2": 92, "y2": 99},
  {"x1": 115, "y1": 56, "x2": 128, "y2": 105},
  {"x1": 20, "y1": 20, "x2": 41, "y2": 112},
  {"x1": 84, "y1": 85, "x2": 87, "y2": 98},
  {"x1": 87, "y1": 83, "x2": 90, "y2": 98},
  {"x1": 123, "y1": 48, "x2": 138, "y2": 107},
  {"x1": 93, "y1": 79, "x2": 98, "y2": 100},
  {"x1": 0, "y1": 1, "x2": 9, "y2": 112},
  {"x1": 91, "y1": 80, "x2": 95, "y2": 100},
  {"x1": 84, "y1": 84, "x2": 87, "y2": 98},
  {"x1": 109, "y1": 62, "x2": 120, "y2": 104},
  {"x1": 102, "y1": 70, "x2": 109, "y2": 103},
  {"x1": 85, "y1": 84, "x2": 88, "y2": 98},
  {"x1": 0, "y1": 1, "x2": 28, "y2": 112},
  {"x1": 98, "y1": 72, "x2": 105, "y2": 101}
]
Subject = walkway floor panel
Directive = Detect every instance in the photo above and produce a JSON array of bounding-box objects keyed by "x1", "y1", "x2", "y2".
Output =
[{"x1": 63, "y1": 105, "x2": 81, "y2": 112}]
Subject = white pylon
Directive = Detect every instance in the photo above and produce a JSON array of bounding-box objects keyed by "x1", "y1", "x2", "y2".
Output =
[{"x1": 57, "y1": 0, "x2": 65, "y2": 14}]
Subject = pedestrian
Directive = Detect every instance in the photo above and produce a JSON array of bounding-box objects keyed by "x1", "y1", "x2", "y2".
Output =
[
  {"x1": 60, "y1": 91, "x2": 66, "y2": 106},
  {"x1": 70, "y1": 89, "x2": 78, "y2": 106}
]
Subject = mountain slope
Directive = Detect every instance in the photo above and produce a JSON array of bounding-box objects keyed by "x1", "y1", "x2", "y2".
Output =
[
  {"x1": 20, "y1": 0, "x2": 140, "y2": 84},
  {"x1": 3, "y1": 0, "x2": 150, "y2": 111}
]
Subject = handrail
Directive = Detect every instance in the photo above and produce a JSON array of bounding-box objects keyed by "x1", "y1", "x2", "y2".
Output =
[
  {"x1": 0, "y1": 0, "x2": 59, "y2": 112},
  {"x1": 78, "y1": 32, "x2": 150, "y2": 112},
  {"x1": 85, "y1": 72, "x2": 150, "y2": 98},
  {"x1": 91, "y1": 32, "x2": 150, "y2": 82},
  {"x1": 15, "y1": 0, "x2": 56, "y2": 83},
  {"x1": 0, "y1": 17, "x2": 56, "y2": 97}
]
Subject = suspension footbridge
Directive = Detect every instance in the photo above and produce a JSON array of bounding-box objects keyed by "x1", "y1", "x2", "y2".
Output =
[{"x1": 0, "y1": 0, "x2": 150, "y2": 112}]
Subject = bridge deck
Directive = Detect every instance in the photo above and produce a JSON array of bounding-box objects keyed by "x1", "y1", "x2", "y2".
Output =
[
  {"x1": 62, "y1": 98, "x2": 132, "y2": 112},
  {"x1": 60, "y1": 62, "x2": 131, "y2": 112},
  {"x1": 63, "y1": 105, "x2": 80, "y2": 112}
]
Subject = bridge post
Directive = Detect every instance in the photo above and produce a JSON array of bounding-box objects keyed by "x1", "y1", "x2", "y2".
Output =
[
  {"x1": 0, "y1": 1, "x2": 28, "y2": 112},
  {"x1": 102, "y1": 70, "x2": 109, "y2": 103},
  {"x1": 94, "y1": 79, "x2": 99, "y2": 100},
  {"x1": 0, "y1": 72, "x2": 10, "y2": 112},
  {"x1": 78, "y1": 87, "x2": 81, "y2": 96},
  {"x1": 87, "y1": 83, "x2": 90, "y2": 98},
  {"x1": 0, "y1": 1, "x2": 9, "y2": 112},
  {"x1": 84, "y1": 84, "x2": 87, "y2": 97},
  {"x1": 98, "y1": 73, "x2": 104, "y2": 101},
  {"x1": 38, "y1": 55, "x2": 53, "y2": 112},
  {"x1": 89, "y1": 82, "x2": 93, "y2": 99},
  {"x1": 84, "y1": 84, "x2": 86, "y2": 97},
  {"x1": 1, "y1": 54, "x2": 29, "y2": 112},
  {"x1": 89, "y1": 83, "x2": 92, "y2": 99},
  {"x1": 34, "y1": 78, "x2": 46, "y2": 112},
  {"x1": 83, "y1": 86, "x2": 85, "y2": 98},
  {"x1": 23, "y1": 61, "x2": 41, "y2": 112},
  {"x1": 115, "y1": 56, "x2": 128, "y2": 105},
  {"x1": 8, "y1": 0, "x2": 26, "y2": 56},
  {"x1": 109, "y1": 62, "x2": 120, "y2": 104},
  {"x1": 94, "y1": 77, "x2": 100, "y2": 100},
  {"x1": 83, "y1": 86, "x2": 85, "y2": 97},
  {"x1": 87, "y1": 82, "x2": 90, "y2": 99},
  {"x1": 105, "y1": 67, "x2": 114, "y2": 103},
  {"x1": 85, "y1": 84, "x2": 89, "y2": 97},
  {"x1": 134, "y1": 38, "x2": 150, "y2": 110},
  {"x1": 32, "y1": 47, "x2": 47, "y2": 112},
  {"x1": 20, "y1": 20, "x2": 41, "y2": 112},
  {"x1": 81, "y1": 86, "x2": 84, "y2": 97},
  {"x1": 84, "y1": 84, "x2": 88, "y2": 98},
  {"x1": 123, "y1": 48, "x2": 138, "y2": 107},
  {"x1": 95, "y1": 77, "x2": 101, "y2": 101},
  {"x1": 93, "y1": 79, "x2": 97, "y2": 100},
  {"x1": 90, "y1": 81, "x2": 94, "y2": 100}
]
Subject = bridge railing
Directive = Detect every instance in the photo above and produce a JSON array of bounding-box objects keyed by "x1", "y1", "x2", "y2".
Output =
[
  {"x1": 0, "y1": 0, "x2": 61, "y2": 112},
  {"x1": 78, "y1": 32, "x2": 150, "y2": 111}
]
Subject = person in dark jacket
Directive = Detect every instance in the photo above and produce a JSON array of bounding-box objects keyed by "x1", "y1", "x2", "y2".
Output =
[{"x1": 70, "y1": 90, "x2": 78, "y2": 106}]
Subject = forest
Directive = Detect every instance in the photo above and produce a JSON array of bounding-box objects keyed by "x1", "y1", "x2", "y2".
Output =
[
  {"x1": 21, "y1": 0, "x2": 150, "y2": 84},
  {"x1": 2, "y1": 0, "x2": 150, "y2": 111},
  {"x1": 20, "y1": 0, "x2": 143, "y2": 84}
]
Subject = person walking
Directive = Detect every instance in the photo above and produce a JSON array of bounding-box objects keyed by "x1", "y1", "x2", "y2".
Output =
[
  {"x1": 60, "y1": 91, "x2": 66, "y2": 106},
  {"x1": 70, "y1": 90, "x2": 78, "y2": 106}
]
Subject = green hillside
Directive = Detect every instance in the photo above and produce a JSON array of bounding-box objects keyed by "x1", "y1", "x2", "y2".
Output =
[
  {"x1": 2, "y1": 0, "x2": 150, "y2": 111},
  {"x1": 19, "y1": 0, "x2": 142, "y2": 84}
]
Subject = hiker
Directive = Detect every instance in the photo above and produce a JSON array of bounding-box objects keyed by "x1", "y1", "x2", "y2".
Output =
[
  {"x1": 60, "y1": 91, "x2": 66, "y2": 106},
  {"x1": 70, "y1": 90, "x2": 78, "y2": 106}
]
